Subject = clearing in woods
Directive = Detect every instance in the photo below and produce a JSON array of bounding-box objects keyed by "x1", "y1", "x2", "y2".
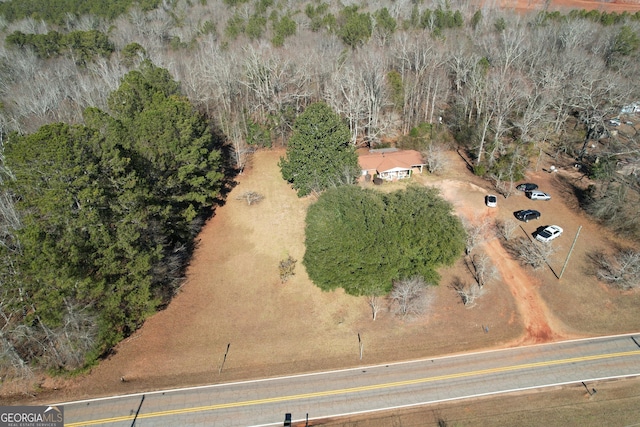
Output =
[
  {"x1": 11, "y1": 145, "x2": 638, "y2": 406},
  {"x1": 5, "y1": 0, "x2": 640, "y2": 404}
]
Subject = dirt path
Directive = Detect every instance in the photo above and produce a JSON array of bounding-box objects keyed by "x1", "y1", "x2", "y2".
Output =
[
  {"x1": 483, "y1": 239, "x2": 570, "y2": 344},
  {"x1": 427, "y1": 173, "x2": 576, "y2": 347}
]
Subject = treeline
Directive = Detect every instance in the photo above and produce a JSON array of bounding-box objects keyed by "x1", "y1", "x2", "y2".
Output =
[
  {"x1": 0, "y1": 61, "x2": 224, "y2": 374},
  {"x1": 0, "y1": 0, "x2": 161, "y2": 24},
  {"x1": 542, "y1": 8, "x2": 640, "y2": 25},
  {"x1": 6, "y1": 30, "x2": 114, "y2": 63}
]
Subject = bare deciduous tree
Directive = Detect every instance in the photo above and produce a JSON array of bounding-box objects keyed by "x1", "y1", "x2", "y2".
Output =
[
  {"x1": 596, "y1": 250, "x2": 640, "y2": 290},
  {"x1": 390, "y1": 276, "x2": 431, "y2": 319},
  {"x1": 368, "y1": 295, "x2": 383, "y2": 321},
  {"x1": 0, "y1": 190, "x2": 19, "y2": 251},
  {"x1": 492, "y1": 176, "x2": 511, "y2": 198},
  {"x1": 485, "y1": 71, "x2": 527, "y2": 166},
  {"x1": 470, "y1": 252, "x2": 499, "y2": 288},
  {"x1": 236, "y1": 191, "x2": 264, "y2": 206},
  {"x1": 327, "y1": 164, "x2": 361, "y2": 189},
  {"x1": 229, "y1": 121, "x2": 256, "y2": 173},
  {"x1": 359, "y1": 56, "x2": 388, "y2": 145},
  {"x1": 585, "y1": 184, "x2": 640, "y2": 237},
  {"x1": 0, "y1": 303, "x2": 32, "y2": 380},
  {"x1": 393, "y1": 34, "x2": 447, "y2": 134},
  {"x1": 462, "y1": 216, "x2": 492, "y2": 255},
  {"x1": 326, "y1": 64, "x2": 366, "y2": 145},
  {"x1": 517, "y1": 238, "x2": 557, "y2": 270},
  {"x1": 365, "y1": 283, "x2": 387, "y2": 321},
  {"x1": 424, "y1": 142, "x2": 448, "y2": 175},
  {"x1": 512, "y1": 83, "x2": 552, "y2": 147},
  {"x1": 240, "y1": 46, "x2": 311, "y2": 141},
  {"x1": 496, "y1": 218, "x2": 518, "y2": 241},
  {"x1": 54, "y1": 299, "x2": 98, "y2": 369},
  {"x1": 451, "y1": 276, "x2": 483, "y2": 307}
]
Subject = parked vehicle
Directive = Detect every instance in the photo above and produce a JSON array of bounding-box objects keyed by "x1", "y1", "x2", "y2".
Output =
[
  {"x1": 515, "y1": 209, "x2": 541, "y2": 222},
  {"x1": 485, "y1": 194, "x2": 498, "y2": 207},
  {"x1": 516, "y1": 183, "x2": 538, "y2": 192},
  {"x1": 535, "y1": 225, "x2": 563, "y2": 242},
  {"x1": 526, "y1": 191, "x2": 551, "y2": 201}
]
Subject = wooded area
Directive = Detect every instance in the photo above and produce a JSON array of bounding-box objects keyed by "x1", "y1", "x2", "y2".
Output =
[
  {"x1": 1, "y1": 0, "x2": 640, "y2": 377},
  {"x1": 0, "y1": 60, "x2": 224, "y2": 377}
]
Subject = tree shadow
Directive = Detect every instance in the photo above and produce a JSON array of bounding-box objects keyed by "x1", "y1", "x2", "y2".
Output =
[
  {"x1": 156, "y1": 123, "x2": 241, "y2": 309},
  {"x1": 448, "y1": 275, "x2": 468, "y2": 306},
  {"x1": 501, "y1": 236, "x2": 527, "y2": 260},
  {"x1": 456, "y1": 148, "x2": 475, "y2": 173},
  {"x1": 553, "y1": 172, "x2": 594, "y2": 211},
  {"x1": 584, "y1": 250, "x2": 605, "y2": 278}
]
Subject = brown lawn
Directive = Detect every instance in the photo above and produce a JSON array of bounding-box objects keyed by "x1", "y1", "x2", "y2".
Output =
[{"x1": 7, "y1": 144, "x2": 639, "y2": 405}]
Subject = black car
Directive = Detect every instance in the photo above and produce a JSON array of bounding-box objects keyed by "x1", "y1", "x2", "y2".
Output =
[
  {"x1": 516, "y1": 183, "x2": 538, "y2": 192},
  {"x1": 515, "y1": 209, "x2": 541, "y2": 222}
]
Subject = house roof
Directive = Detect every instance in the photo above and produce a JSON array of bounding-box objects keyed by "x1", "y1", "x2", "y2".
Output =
[{"x1": 358, "y1": 149, "x2": 425, "y2": 173}]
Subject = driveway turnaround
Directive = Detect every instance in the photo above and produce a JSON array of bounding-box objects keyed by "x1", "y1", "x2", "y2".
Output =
[{"x1": 60, "y1": 334, "x2": 640, "y2": 427}]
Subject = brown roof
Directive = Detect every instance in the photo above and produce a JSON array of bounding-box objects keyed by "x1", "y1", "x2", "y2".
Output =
[{"x1": 358, "y1": 149, "x2": 425, "y2": 173}]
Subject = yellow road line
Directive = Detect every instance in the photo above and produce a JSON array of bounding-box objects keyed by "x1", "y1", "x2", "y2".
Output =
[{"x1": 65, "y1": 349, "x2": 640, "y2": 426}]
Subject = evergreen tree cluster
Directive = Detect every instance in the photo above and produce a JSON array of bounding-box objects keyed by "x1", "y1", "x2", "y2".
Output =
[
  {"x1": 0, "y1": 61, "x2": 224, "y2": 368},
  {"x1": 6, "y1": 30, "x2": 114, "y2": 64},
  {"x1": 0, "y1": 0, "x2": 161, "y2": 24},
  {"x1": 279, "y1": 102, "x2": 360, "y2": 197},
  {"x1": 303, "y1": 185, "x2": 466, "y2": 296}
]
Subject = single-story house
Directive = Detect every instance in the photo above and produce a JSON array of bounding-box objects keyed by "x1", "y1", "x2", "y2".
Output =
[{"x1": 358, "y1": 148, "x2": 426, "y2": 181}]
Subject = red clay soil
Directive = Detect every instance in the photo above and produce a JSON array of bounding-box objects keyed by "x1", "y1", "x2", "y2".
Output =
[
  {"x1": 426, "y1": 168, "x2": 578, "y2": 348},
  {"x1": 485, "y1": 239, "x2": 565, "y2": 345},
  {"x1": 498, "y1": 0, "x2": 640, "y2": 13}
]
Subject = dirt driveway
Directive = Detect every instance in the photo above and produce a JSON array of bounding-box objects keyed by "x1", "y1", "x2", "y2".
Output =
[
  {"x1": 424, "y1": 173, "x2": 575, "y2": 346},
  {"x1": 10, "y1": 146, "x2": 635, "y2": 405}
]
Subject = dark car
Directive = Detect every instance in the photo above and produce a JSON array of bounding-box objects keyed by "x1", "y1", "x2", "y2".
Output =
[
  {"x1": 516, "y1": 183, "x2": 538, "y2": 192},
  {"x1": 515, "y1": 209, "x2": 541, "y2": 222}
]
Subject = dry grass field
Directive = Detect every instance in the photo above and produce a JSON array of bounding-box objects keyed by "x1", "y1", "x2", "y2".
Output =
[{"x1": 5, "y1": 144, "x2": 638, "y2": 426}]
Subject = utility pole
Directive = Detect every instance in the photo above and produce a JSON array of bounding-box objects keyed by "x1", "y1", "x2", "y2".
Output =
[
  {"x1": 130, "y1": 395, "x2": 145, "y2": 427},
  {"x1": 559, "y1": 226, "x2": 582, "y2": 280},
  {"x1": 219, "y1": 343, "x2": 230, "y2": 374}
]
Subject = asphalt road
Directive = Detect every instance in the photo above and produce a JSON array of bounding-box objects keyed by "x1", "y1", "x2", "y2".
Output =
[{"x1": 58, "y1": 333, "x2": 640, "y2": 427}]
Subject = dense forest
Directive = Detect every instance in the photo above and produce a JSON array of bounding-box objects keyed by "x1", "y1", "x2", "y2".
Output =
[{"x1": 1, "y1": 0, "x2": 640, "y2": 377}]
